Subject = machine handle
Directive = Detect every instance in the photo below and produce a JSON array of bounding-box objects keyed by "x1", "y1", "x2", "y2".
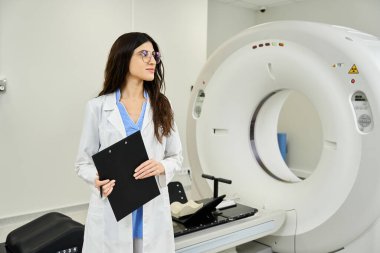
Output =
[
  {"x1": 201, "y1": 174, "x2": 232, "y2": 198},
  {"x1": 202, "y1": 174, "x2": 214, "y2": 180},
  {"x1": 218, "y1": 178, "x2": 232, "y2": 184}
]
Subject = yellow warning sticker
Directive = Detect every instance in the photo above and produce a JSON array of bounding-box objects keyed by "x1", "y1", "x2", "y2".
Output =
[{"x1": 348, "y1": 64, "x2": 359, "y2": 74}]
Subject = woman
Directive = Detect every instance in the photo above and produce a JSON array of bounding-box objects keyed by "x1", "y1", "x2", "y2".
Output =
[{"x1": 75, "y1": 32, "x2": 183, "y2": 253}]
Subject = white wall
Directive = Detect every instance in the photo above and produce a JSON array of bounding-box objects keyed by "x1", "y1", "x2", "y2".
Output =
[
  {"x1": 133, "y1": 0, "x2": 208, "y2": 169},
  {"x1": 0, "y1": 0, "x2": 207, "y2": 242},
  {"x1": 256, "y1": 0, "x2": 380, "y2": 37},
  {"x1": 0, "y1": 0, "x2": 134, "y2": 241},
  {"x1": 208, "y1": 0, "x2": 256, "y2": 57},
  {"x1": 0, "y1": 0, "x2": 133, "y2": 217}
]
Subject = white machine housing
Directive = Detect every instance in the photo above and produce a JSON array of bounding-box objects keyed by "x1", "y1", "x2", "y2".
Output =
[{"x1": 187, "y1": 21, "x2": 380, "y2": 252}]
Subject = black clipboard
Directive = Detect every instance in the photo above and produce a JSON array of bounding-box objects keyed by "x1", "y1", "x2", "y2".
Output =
[{"x1": 92, "y1": 131, "x2": 160, "y2": 222}]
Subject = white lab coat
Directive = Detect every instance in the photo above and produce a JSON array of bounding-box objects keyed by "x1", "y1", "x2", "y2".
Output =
[{"x1": 75, "y1": 92, "x2": 183, "y2": 253}]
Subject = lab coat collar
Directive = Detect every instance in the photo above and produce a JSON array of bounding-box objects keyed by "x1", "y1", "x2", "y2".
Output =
[{"x1": 103, "y1": 92, "x2": 152, "y2": 137}]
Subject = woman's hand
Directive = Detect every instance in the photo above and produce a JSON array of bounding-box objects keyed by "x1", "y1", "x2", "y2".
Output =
[
  {"x1": 95, "y1": 174, "x2": 116, "y2": 198},
  {"x1": 134, "y1": 159, "x2": 164, "y2": 179}
]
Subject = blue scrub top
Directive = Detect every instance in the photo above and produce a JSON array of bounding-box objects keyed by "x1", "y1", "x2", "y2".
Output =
[{"x1": 116, "y1": 88, "x2": 148, "y2": 239}]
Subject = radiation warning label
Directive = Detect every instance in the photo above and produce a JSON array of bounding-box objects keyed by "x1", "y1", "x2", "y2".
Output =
[{"x1": 348, "y1": 64, "x2": 359, "y2": 74}]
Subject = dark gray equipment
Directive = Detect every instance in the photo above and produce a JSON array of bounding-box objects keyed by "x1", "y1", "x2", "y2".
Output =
[{"x1": 4, "y1": 212, "x2": 84, "y2": 253}]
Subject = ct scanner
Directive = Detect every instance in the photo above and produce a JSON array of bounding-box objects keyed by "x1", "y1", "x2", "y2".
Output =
[{"x1": 179, "y1": 21, "x2": 380, "y2": 253}]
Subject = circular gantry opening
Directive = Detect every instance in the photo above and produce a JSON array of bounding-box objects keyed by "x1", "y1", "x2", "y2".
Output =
[{"x1": 250, "y1": 90, "x2": 323, "y2": 182}]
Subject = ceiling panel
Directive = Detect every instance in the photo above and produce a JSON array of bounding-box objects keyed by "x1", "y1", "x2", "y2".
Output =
[{"x1": 212, "y1": 0, "x2": 320, "y2": 10}]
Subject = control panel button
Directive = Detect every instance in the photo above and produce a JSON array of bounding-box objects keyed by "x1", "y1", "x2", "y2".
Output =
[{"x1": 358, "y1": 114, "x2": 372, "y2": 127}]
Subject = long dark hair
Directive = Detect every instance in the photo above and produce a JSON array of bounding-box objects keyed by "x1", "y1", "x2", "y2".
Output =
[{"x1": 99, "y1": 32, "x2": 174, "y2": 143}]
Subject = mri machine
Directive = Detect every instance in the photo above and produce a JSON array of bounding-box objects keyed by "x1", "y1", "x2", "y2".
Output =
[{"x1": 177, "y1": 21, "x2": 380, "y2": 253}]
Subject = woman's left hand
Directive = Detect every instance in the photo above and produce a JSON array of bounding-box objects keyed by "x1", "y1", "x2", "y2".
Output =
[{"x1": 134, "y1": 159, "x2": 164, "y2": 179}]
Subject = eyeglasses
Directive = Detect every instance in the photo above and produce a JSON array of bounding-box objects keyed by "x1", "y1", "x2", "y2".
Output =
[{"x1": 137, "y1": 50, "x2": 161, "y2": 64}]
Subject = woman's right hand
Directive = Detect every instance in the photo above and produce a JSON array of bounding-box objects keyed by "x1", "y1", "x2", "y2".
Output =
[{"x1": 95, "y1": 175, "x2": 116, "y2": 198}]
